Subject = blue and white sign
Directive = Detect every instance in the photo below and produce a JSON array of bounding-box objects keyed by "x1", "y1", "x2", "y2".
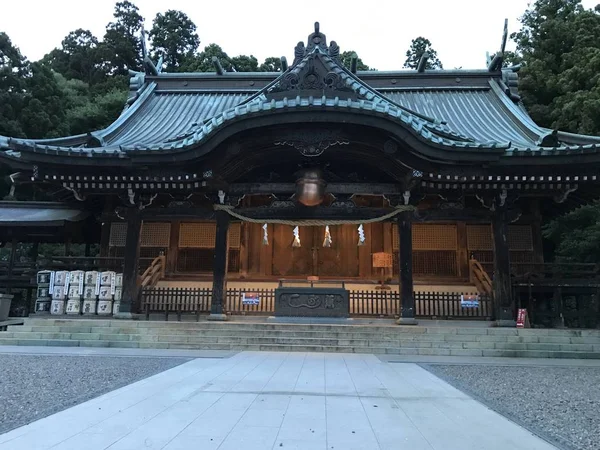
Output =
[
  {"x1": 460, "y1": 294, "x2": 480, "y2": 308},
  {"x1": 242, "y1": 292, "x2": 260, "y2": 305}
]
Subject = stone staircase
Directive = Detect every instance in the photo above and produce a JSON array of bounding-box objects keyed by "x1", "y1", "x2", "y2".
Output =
[{"x1": 1, "y1": 318, "x2": 600, "y2": 359}]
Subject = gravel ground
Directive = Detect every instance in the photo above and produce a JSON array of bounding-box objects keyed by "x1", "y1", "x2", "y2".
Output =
[
  {"x1": 423, "y1": 364, "x2": 600, "y2": 450},
  {"x1": 0, "y1": 355, "x2": 190, "y2": 434}
]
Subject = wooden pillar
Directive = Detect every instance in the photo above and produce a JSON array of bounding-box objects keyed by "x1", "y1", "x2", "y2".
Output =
[
  {"x1": 209, "y1": 210, "x2": 230, "y2": 320},
  {"x1": 7, "y1": 238, "x2": 17, "y2": 295},
  {"x1": 383, "y1": 223, "x2": 393, "y2": 280},
  {"x1": 456, "y1": 222, "x2": 469, "y2": 280},
  {"x1": 239, "y1": 222, "x2": 250, "y2": 277},
  {"x1": 396, "y1": 211, "x2": 417, "y2": 324},
  {"x1": 119, "y1": 209, "x2": 142, "y2": 317},
  {"x1": 492, "y1": 209, "x2": 515, "y2": 325},
  {"x1": 31, "y1": 242, "x2": 39, "y2": 262},
  {"x1": 99, "y1": 222, "x2": 111, "y2": 257},
  {"x1": 166, "y1": 220, "x2": 180, "y2": 274},
  {"x1": 530, "y1": 199, "x2": 545, "y2": 265}
]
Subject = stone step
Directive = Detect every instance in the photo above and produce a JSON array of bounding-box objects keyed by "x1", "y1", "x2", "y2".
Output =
[
  {"x1": 1, "y1": 337, "x2": 599, "y2": 359},
  {"x1": 2, "y1": 333, "x2": 599, "y2": 355},
  {"x1": 6, "y1": 327, "x2": 600, "y2": 346},
  {"x1": 18, "y1": 319, "x2": 600, "y2": 338}
]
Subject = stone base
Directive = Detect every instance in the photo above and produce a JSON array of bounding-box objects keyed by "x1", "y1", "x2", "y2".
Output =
[
  {"x1": 495, "y1": 319, "x2": 517, "y2": 328},
  {"x1": 113, "y1": 312, "x2": 135, "y2": 320},
  {"x1": 396, "y1": 317, "x2": 418, "y2": 325},
  {"x1": 207, "y1": 313, "x2": 229, "y2": 321}
]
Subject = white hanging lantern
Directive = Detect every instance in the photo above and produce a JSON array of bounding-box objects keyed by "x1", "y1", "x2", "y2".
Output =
[
  {"x1": 323, "y1": 225, "x2": 332, "y2": 247},
  {"x1": 292, "y1": 226, "x2": 301, "y2": 247},
  {"x1": 358, "y1": 224, "x2": 366, "y2": 246},
  {"x1": 262, "y1": 224, "x2": 269, "y2": 246}
]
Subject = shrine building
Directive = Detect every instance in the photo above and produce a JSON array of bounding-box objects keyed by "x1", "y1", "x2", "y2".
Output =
[{"x1": 2, "y1": 23, "x2": 600, "y2": 325}]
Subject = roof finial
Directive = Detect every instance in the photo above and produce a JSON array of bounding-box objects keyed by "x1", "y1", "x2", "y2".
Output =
[{"x1": 315, "y1": 22, "x2": 320, "y2": 34}]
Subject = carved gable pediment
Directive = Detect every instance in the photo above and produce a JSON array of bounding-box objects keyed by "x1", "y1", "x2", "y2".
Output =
[{"x1": 266, "y1": 52, "x2": 355, "y2": 99}]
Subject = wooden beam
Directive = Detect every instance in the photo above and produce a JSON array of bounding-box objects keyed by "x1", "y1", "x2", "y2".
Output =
[
  {"x1": 227, "y1": 183, "x2": 404, "y2": 195},
  {"x1": 233, "y1": 206, "x2": 395, "y2": 221}
]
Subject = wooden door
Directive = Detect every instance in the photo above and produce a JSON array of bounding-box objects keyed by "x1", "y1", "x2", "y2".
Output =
[
  {"x1": 272, "y1": 225, "x2": 315, "y2": 276},
  {"x1": 316, "y1": 225, "x2": 359, "y2": 277}
]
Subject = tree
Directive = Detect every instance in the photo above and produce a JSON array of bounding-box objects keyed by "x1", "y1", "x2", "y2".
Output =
[
  {"x1": 149, "y1": 10, "x2": 200, "y2": 70},
  {"x1": 340, "y1": 51, "x2": 371, "y2": 71},
  {"x1": 231, "y1": 55, "x2": 259, "y2": 72},
  {"x1": 259, "y1": 56, "x2": 282, "y2": 72},
  {"x1": 43, "y1": 29, "x2": 107, "y2": 85},
  {"x1": 102, "y1": 0, "x2": 145, "y2": 75},
  {"x1": 512, "y1": 0, "x2": 600, "y2": 134},
  {"x1": 403, "y1": 37, "x2": 443, "y2": 70},
  {"x1": 20, "y1": 63, "x2": 68, "y2": 139},
  {"x1": 543, "y1": 202, "x2": 600, "y2": 263},
  {"x1": 0, "y1": 32, "x2": 28, "y2": 138},
  {"x1": 183, "y1": 44, "x2": 231, "y2": 72}
]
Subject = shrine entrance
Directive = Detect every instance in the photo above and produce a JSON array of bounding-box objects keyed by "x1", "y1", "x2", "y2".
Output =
[{"x1": 271, "y1": 224, "x2": 359, "y2": 278}]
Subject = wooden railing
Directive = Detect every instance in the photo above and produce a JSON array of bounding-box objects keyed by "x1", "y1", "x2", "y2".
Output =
[
  {"x1": 470, "y1": 258, "x2": 493, "y2": 296},
  {"x1": 140, "y1": 254, "x2": 165, "y2": 289},
  {"x1": 140, "y1": 287, "x2": 493, "y2": 320}
]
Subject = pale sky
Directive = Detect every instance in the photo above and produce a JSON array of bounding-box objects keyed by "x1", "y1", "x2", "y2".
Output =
[{"x1": 1, "y1": 0, "x2": 598, "y2": 71}]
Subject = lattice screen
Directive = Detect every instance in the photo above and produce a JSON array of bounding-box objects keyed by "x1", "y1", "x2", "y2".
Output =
[
  {"x1": 392, "y1": 224, "x2": 457, "y2": 250},
  {"x1": 509, "y1": 225, "x2": 533, "y2": 251},
  {"x1": 229, "y1": 223, "x2": 241, "y2": 249},
  {"x1": 178, "y1": 222, "x2": 241, "y2": 249},
  {"x1": 467, "y1": 225, "x2": 493, "y2": 250},
  {"x1": 179, "y1": 223, "x2": 216, "y2": 248},
  {"x1": 109, "y1": 223, "x2": 127, "y2": 247},
  {"x1": 141, "y1": 222, "x2": 171, "y2": 247},
  {"x1": 413, "y1": 224, "x2": 457, "y2": 250},
  {"x1": 109, "y1": 222, "x2": 171, "y2": 247}
]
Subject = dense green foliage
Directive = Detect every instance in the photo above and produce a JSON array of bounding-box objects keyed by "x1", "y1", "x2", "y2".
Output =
[
  {"x1": 511, "y1": 0, "x2": 600, "y2": 262},
  {"x1": 403, "y1": 37, "x2": 443, "y2": 69},
  {"x1": 513, "y1": 0, "x2": 600, "y2": 134},
  {"x1": 543, "y1": 202, "x2": 600, "y2": 263}
]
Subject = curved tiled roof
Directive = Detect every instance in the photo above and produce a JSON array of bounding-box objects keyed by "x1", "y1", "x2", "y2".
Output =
[{"x1": 2, "y1": 25, "x2": 600, "y2": 162}]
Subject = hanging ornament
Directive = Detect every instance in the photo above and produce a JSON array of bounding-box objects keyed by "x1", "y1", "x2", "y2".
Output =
[
  {"x1": 292, "y1": 226, "x2": 301, "y2": 247},
  {"x1": 322, "y1": 225, "x2": 332, "y2": 247},
  {"x1": 262, "y1": 224, "x2": 269, "y2": 246},
  {"x1": 358, "y1": 224, "x2": 366, "y2": 246}
]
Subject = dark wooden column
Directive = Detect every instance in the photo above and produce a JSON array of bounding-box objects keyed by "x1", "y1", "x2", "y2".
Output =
[
  {"x1": 7, "y1": 238, "x2": 17, "y2": 295},
  {"x1": 166, "y1": 220, "x2": 180, "y2": 274},
  {"x1": 492, "y1": 209, "x2": 515, "y2": 325},
  {"x1": 119, "y1": 209, "x2": 142, "y2": 317},
  {"x1": 209, "y1": 210, "x2": 230, "y2": 320},
  {"x1": 396, "y1": 211, "x2": 417, "y2": 325}
]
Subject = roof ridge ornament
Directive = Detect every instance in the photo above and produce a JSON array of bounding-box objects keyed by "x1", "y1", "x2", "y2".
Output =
[{"x1": 293, "y1": 22, "x2": 340, "y2": 66}]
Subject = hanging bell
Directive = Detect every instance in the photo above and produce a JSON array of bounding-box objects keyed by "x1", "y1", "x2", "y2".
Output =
[
  {"x1": 357, "y1": 224, "x2": 366, "y2": 246},
  {"x1": 262, "y1": 223, "x2": 269, "y2": 246},
  {"x1": 292, "y1": 226, "x2": 301, "y2": 247},
  {"x1": 323, "y1": 225, "x2": 332, "y2": 248}
]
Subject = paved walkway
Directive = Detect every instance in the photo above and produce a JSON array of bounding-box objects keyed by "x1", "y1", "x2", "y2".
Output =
[{"x1": 0, "y1": 351, "x2": 557, "y2": 450}]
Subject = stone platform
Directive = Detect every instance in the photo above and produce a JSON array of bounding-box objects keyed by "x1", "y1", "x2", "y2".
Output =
[{"x1": 1, "y1": 317, "x2": 599, "y2": 359}]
